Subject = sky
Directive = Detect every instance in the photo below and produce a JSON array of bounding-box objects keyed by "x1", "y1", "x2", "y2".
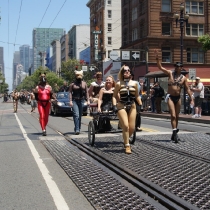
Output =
[{"x1": 0, "y1": 0, "x2": 90, "y2": 91}]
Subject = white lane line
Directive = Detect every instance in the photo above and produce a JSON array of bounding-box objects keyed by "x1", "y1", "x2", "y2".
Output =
[{"x1": 14, "y1": 114, "x2": 69, "y2": 210}]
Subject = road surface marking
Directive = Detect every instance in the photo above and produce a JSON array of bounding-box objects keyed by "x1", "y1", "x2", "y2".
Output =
[{"x1": 15, "y1": 114, "x2": 69, "y2": 210}]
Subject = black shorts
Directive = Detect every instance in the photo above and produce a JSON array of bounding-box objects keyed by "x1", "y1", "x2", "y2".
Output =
[{"x1": 194, "y1": 97, "x2": 203, "y2": 107}]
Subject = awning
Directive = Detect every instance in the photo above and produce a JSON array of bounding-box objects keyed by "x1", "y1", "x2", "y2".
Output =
[{"x1": 187, "y1": 78, "x2": 210, "y2": 86}]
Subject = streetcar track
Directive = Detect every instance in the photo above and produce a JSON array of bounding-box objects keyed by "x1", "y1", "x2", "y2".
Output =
[{"x1": 19, "y1": 104, "x2": 208, "y2": 209}]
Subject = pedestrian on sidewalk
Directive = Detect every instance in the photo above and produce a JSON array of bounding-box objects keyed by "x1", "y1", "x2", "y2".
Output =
[
  {"x1": 190, "y1": 77, "x2": 204, "y2": 118},
  {"x1": 154, "y1": 49, "x2": 194, "y2": 143},
  {"x1": 34, "y1": 73, "x2": 54, "y2": 136},
  {"x1": 151, "y1": 82, "x2": 164, "y2": 114},
  {"x1": 69, "y1": 69, "x2": 90, "y2": 135},
  {"x1": 112, "y1": 65, "x2": 142, "y2": 154}
]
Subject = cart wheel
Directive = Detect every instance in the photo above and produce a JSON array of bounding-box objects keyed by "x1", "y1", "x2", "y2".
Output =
[
  {"x1": 129, "y1": 129, "x2": 136, "y2": 144},
  {"x1": 88, "y1": 121, "x2": 95, "y2": 146}
]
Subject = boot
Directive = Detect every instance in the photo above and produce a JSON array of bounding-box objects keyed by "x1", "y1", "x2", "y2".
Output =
[
  {"x1": 42, "y1": 130, "x2": 47, "y2": 136},
  {"x1": 171, "y1": 130, "x2": 178, "y2": 143},
  {"x1": 171, "y1": 129, "x2": 180, "y2": 141},
  {"x1": 125, "y1": 145, "x2": 132, "y2": 154}
]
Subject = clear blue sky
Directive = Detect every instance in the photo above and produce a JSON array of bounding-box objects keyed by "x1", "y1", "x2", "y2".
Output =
[{"x1": 0, "y1": 0, "x2": 90, "y2": 91}]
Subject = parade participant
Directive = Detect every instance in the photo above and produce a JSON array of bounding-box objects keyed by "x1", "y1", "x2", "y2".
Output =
[
  {"x1": 69, "y1": 69, "x2": 90, "y2": 135},
  {"x1": 12, "y1": 89, "x2": 19, "y2": 113},
  {"x1": 154, "y1": 49, "x2": 194, "y2": 143},
  {"x1": 88, "y1": 72, "x2": 105, "y2": 103},
  {"x1": 97, "y1": 75, "x2": 115, "y2": 131},
  {"x1": 30, "y1": 89, "x2": 37, "y2": 113},
  {"x1": 112, "y1": 65, "x2": 142, "y2": 154},
  {"x1": 34, "y1": 73, "x2": 53, "y2": 136}
]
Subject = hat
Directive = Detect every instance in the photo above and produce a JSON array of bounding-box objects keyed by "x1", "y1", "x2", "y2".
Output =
[
  {"x1": 174, "y1": 62, "x2": 183, "y2": 67},
  {"x1": 195, "y1": 77, "x2": 200, "y2": 80}
]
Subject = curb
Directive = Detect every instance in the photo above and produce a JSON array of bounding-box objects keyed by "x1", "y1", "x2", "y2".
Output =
[{"x1": 141, "y1": 112, "x2": 210, "y2": 124}]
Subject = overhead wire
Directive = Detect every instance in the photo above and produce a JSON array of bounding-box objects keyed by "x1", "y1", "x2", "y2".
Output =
[
  {"x1": 14, "y1": 0, "x2": 23, "y2": 47},
  {"x1": 48, "y1": 0, "x2": 67, "y2": 29}
]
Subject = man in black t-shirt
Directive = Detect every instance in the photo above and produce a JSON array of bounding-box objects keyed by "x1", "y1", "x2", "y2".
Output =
[{"x1": 152, "y1": 82, "x2": 164, "y2": 114}]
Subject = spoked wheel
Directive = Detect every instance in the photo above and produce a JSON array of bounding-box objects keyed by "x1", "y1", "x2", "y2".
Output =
[
  {"x1": 88, "y1": 121, "x2": 95, "y2": 146},
  {"x1": 129, "y1": 128, "x2": 136, "y2": 144}
]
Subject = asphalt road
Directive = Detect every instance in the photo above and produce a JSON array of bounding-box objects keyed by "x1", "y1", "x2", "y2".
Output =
[{"x1": 0, "y1": 101, "x2": 209, "y2": 210}]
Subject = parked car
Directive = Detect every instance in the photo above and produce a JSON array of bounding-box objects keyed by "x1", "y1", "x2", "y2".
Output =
[{"x1": 50, "y1": 92, "x2": 88, "y2": 116}]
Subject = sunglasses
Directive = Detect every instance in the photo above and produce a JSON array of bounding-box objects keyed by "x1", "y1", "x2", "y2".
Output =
[{"x1": 123, "y1": 69, "x2": 130, "y2": 72}]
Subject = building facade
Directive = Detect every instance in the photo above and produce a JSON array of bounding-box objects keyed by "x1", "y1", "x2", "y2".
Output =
[
  {"x1": 68, "y1": 24, "x2": 90, "y2": 60},
  {"x1": 60, "y1": 34, "x2": 69, "y2": 62},
  {"x1": 13, "y1": 51, "x2": 20, "y2": 89},
  {"x1": 86, "y1": 0, "x2": 122, "y2": 76},
  {"x1": 32, "y1": 28, "x2": 65, "y2": 73},
  {"x1": 51, "y1": 40, "x2": 61, "y2": 74},
  {"x1": 121, "y1": 0, "x2": 210, "y2": 81},
  {"x1": 19, "y1": 45, "x2": 33, "y2": 73}
]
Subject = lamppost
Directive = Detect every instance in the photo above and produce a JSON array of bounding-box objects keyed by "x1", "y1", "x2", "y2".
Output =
[{"x1": 174, "y1": 3, "x2": 189, "y2": 114}]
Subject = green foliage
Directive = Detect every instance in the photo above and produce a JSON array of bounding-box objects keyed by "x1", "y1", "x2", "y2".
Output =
[
  {"x1": 198, "y1": 34, "x2": 210, "y2": 51},
  {"x1": 16, "y1": 66, "x2": 64, "y2": 92},
  {"x1": 0, "y1": 73, "x2": 9, "y2": 93},
  {"x1": 61, "y1": 59, "x2": 95, "y2": 86}
]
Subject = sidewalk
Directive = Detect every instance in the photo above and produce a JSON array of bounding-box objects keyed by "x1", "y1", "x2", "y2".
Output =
[{"x1": 141, "y1": 111, "x2": 210, "y2": 124}]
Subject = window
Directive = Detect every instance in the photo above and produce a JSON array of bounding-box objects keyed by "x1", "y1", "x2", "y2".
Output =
[
  {"x1": 186, "y1": 1, "x2": 204, "y2": 14},
  {"x1": 139, "y1": 0, "x2": 145, "y2": 15},
  {"x1": 123, "y1": 9, "x2": 128, "y2": 25},
  {"x1": 108, "y1": 23, "x2": 112, "y2": 32},
  {"x1": 132, "y1": 7, "x2": 137, "y2": 21},
  {"x1": 187, "y1": 48, "x2": 204, "y2": 63},
  {"x1": 186, "y1": 24, "x2": 204, "y2": 36},
  {"x1": 162, "y1": 23, "x2": 171, "y2": 35},
  {"x1": 108, "y1": 37, "x2": 112, "y2": 45},
  {"x1": 107, "y1": 0, "x2": 111, "y2": 5},
  {"x1": 132, "y1": 28, "x2": 138, "y2": 41},
  {"x1": 108, "y1": 50, "x2": 111, "y2": 58},
  {"x1": 162, "y1": 47, "x2": 171, "y2": 62},
  {"x1": 162, "y1": 0, "x2": 171, "y2": 12},
  {"x1": 108, "y1": 10, "x2": 112, "y2": 18},
  {"x1": 123, "y1": 29, "x2": 128, "y2": 45}
]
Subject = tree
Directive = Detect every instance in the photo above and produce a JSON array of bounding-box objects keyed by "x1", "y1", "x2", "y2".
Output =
[
  {"x1": 16, "y1": 66, "x2": 64, "y2": 91},
  {"x1": 198, "y1": 34, "x2": 210, "y2": 51},
  {"x1": 61, "y1": 59, "x2": 94, "y2": 86},
  {"x1": 0, "y1": 73, "x2": 9, "y2": 93}
]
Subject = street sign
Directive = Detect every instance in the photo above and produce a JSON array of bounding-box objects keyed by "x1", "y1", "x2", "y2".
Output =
[
  {"x1": 92, "y1": 30, "x2": 102, "y2": 34},
  {"x1": 82, "y1": 66, "x2": 87, "y2": 71},
  {"x1": 89, "y1": 66, "x2": 95, "y2": 71},
  {"x1": 131, "y1": 51, "x2": 140, "y2": 60},
  {"x1": 121, "y1": 51, "x2": 130, "y2": 60},
  {"x1": 189, "y1": 68, "x2": 196, "y2": 80},
  {"x1": 109, "y1": 51, "x2": 119, "y2": 60}
]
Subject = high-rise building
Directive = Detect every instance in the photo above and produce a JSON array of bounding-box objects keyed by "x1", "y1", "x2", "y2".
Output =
[
  {"x1": 68, "y1": 24, "x2": 90, "y2": 60},
  {"x1": 13, "y1": 51, "x2": 20, "y2": 89},
  {"x1": 0, "y1": 47, "x2": 5, "y2": 76},
  {"x1": 60, "y1": 33, "x2": 69, "y2": 62},
  {"x1": 51, "y1": 40, "x2": 61, "y2": 74},
  {"x1": 32, "y1": 28, "x2": 65, "y2": 73},
  {"x1": 19, "y1": 45, "x2": 32, "y2": 73},
  {"x1": 86, "y1": 1, "x2": 122, "y2": 64}
]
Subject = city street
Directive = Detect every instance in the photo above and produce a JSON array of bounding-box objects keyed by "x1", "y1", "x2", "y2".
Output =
[{"x1": 0, "y1": 101, "x2": 210, "y2": 210}]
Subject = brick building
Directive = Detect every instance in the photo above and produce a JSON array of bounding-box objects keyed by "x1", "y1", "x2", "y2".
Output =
[{"x1": 121, "y1": 0, "x2": 210, "y2": 84}]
